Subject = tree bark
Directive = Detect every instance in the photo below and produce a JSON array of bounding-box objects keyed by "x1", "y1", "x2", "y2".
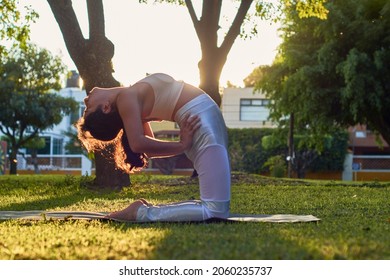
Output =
[{"x1": 48, "y1": 0, "x2": 130, "y2": 188}]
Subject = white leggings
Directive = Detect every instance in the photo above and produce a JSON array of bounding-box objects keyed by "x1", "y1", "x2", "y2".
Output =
[{"x1": 136, "y1": 95, "x2": 231, "y2": 221}]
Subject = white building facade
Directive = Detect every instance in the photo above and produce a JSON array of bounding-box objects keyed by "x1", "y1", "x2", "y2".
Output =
[
  {"x1": 221, "y1": 87, "x2": 275, "y2": 129},
  {"x1": 37, "y1": 86, "x2": 86, "y2": 156}
]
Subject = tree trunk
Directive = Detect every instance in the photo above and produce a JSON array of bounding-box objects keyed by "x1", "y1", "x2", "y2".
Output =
[
  {"x1": 94, "y1": 149, "x2": 129, "y2": 189},
  {"x1": 48, "y1": 0, "x2": 130, "y2": 189},
  {"x1": 288, "y1": 113, "x2": 294, "y2": 178},
  {"x1": 198, "y1": 54, "x2": 224, "y2": 106},
  {"x1": 9, "y1": 149, "x2": 17, "y2": 175},
  {"x1": 31, "y1": 149, "x2": 40, "y2": 174}
]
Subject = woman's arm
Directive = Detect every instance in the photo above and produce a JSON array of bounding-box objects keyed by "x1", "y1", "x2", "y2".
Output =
[
  {"x1": 142, "y1": 121, "x2": 168, "y2": 158},
  {"x1": 143, "y1": 122, "x2": 154, "y2": 138},
  {"x1": 118, "y1": 93, "x2": 199, "y2": 158}
]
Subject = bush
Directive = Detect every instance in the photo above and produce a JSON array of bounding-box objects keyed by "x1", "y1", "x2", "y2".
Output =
[
  {"x1": 227, "y1": 128, "x2": 348, "y2": 175},
  {"x1": 228, "y1": 128, "x2": 276, "y2": 173},
  {"x1": 263, "y1": 155, "x2": 287, "y2": 178}
]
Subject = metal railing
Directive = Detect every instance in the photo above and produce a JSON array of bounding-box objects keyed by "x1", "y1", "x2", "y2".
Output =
[
  {"x1": 10, "y1": 154, "x2": 93, "y2": 175},
  {"x1": 352, "y1": 155, "x2": 390, "y2": 172}
]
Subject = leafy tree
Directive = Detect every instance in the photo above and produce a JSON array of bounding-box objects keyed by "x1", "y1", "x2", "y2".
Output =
[
  {"x1": 228, "y1": 128, "x2": 276, "y2": 173},
  {"x1": 0, "y1": 44, "x2": 78, "y2": 174},
  {"x1": 255, "y1": 0, "x2": 390, "y2": 145},
  {"x1": 0, "y1": 0, "x2": 38, "y2": 55},
  {"x1": 243, "y1": 65, "x2": 267, "y2": 87},
  {"x1": 227, "y1": 127, "x2": 348, "y2": 177},
  {"x1": 262, "y1": 128, "x2": 348, "y2": 178}
]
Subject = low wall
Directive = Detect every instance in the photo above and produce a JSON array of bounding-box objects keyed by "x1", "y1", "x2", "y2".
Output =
[
  {"x1": 10, "y1": 170, "x2": 84, "y2": 176},
  {"x1": 303, "y1": 171, "x2": 342, "y2": 181},
  {"x1": 353, "y1": 171, "x2": 390, "y2": 182},
  {"x1": 261, "y1": 170, "x2": 390, "y2": 182}
]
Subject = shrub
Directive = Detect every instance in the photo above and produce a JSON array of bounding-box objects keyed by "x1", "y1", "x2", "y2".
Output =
[{"x1": 263, "y1": 155, "x2": 287, "y2": 178}]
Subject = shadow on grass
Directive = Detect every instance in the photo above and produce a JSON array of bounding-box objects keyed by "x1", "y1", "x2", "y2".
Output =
[
  {"x1": 0, "y1": 175, "x2": 124, "y2": 211},
  {"x1": 0, "y1": 193, "x2": 94, "y2": 211},
  {"x1": 105, "y1": 221, "x2": 327, "y2": 259}
]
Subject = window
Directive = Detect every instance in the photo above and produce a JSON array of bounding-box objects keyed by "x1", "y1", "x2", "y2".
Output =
[
  {"x1": 31, "y1": 137, "x2": 63, "y2": 155},
  {"x1": 240, "y1": 99, "x2": 270, "y2": 121},
  {"x1": 52, "y1": 138, "x2": 63, "y2": 155}
]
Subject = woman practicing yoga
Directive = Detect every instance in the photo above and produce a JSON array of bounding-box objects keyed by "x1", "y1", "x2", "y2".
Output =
[{"x1": 77, "y1": 73, "x2": 230, "y2": 222}]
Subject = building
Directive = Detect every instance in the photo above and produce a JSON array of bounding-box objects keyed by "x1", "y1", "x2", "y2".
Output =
[
  {"x1": 221, "y1": 87, "x2": 275, "y2": 129},
  {"x1": 26, "y1": 71, "x2": 86, "y2": 156},
  {"x1": 346, "y1": 124, "x2": 390, "y2": 181},
  {"x1": 149, "y1": 86, "x2": 274, "y2": 132}
]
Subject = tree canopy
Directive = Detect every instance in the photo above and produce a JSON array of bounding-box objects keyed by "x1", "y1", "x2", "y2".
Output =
[
  {"x1": 0, "y1": 0, "x2": 38, "y2": 55},
  {"x1": 255, "y1": 0, "x2": 390, "y2": 145},
  {"x1": 0, "y1": 43, "x2": 78, "y2": 174}
]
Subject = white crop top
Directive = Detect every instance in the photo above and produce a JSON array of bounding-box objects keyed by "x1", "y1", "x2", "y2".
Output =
[{"x1": 136, "y1": 73, "x2": 184, "y2": 120}]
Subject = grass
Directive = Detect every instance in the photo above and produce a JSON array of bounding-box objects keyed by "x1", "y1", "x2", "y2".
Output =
[{"x1": 0, "y1": 173, "x2": 389, "y2": 260}]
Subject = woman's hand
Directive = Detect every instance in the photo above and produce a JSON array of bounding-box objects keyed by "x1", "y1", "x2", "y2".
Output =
[{"x1": 180, "y1": 114, "x2": 201, "y2": 150}]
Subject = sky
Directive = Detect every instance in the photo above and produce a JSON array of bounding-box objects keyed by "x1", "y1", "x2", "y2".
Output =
[{"x1": 21, "y1": 0, "x2": 281, "y2": 87}]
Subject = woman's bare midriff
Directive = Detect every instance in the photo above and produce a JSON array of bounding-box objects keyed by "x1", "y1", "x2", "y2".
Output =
[{"x1": 171, "y1": 83, "x2": 204, "y2": 120}]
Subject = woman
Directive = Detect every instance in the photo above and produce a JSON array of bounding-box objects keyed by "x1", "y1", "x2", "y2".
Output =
[{"x1": 77, "y1": 73, "x2": 230, "y2": 222}]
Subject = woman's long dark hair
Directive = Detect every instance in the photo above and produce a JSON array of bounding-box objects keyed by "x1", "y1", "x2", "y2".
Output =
[{"x1": 76, "y1": 105, "x2": 148, "y2": 173}]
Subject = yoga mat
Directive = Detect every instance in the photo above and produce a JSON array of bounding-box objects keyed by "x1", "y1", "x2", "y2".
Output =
[{"x1": 0, "y1": 211, "x2": 320, "y2": 223}]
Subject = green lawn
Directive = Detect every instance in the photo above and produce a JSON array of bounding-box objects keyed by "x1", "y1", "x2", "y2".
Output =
[{"x1": 0, "y1": 174, "x2": 389, "y2": 260}]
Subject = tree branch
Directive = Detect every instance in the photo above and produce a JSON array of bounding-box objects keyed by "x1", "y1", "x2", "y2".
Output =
[
  {"x1": 185, "y1": 0, "x2": 201, "y2": 38},
  {"x1": 47, "y1": 0, "x2": 86, "y2": 66},
  {"x1": 0, "y1": 126, "x2": 9, "y2": 137},
  {"x1": 19, "y1": 129, "x2": 39, "y2": 148},
  {"x1": 198, "y1": 0, "x2": 222, "y2": 45},
  {"x1": 201, "y1": 0, "x2": 222, "y2": 26},
  {"x1": 220, "y1": 0, "x2": 253, "y2": 55},
  {"x1": 87, "y1": 0, "x2": 105, "y2": 40}
]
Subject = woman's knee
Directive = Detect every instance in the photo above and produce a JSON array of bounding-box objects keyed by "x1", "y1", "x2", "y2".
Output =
[{"x1": 203, "y1": 200, "x2": 230, "y2": 219}]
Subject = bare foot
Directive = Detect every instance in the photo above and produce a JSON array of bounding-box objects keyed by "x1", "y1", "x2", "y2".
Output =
[{"x1": 106, "y1": 200, "x2": 146, "y2": 221}]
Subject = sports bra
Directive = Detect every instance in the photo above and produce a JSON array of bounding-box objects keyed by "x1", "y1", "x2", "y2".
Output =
[{"x1": 136, "y1": 73, "x2": 184, "y2": 121}]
